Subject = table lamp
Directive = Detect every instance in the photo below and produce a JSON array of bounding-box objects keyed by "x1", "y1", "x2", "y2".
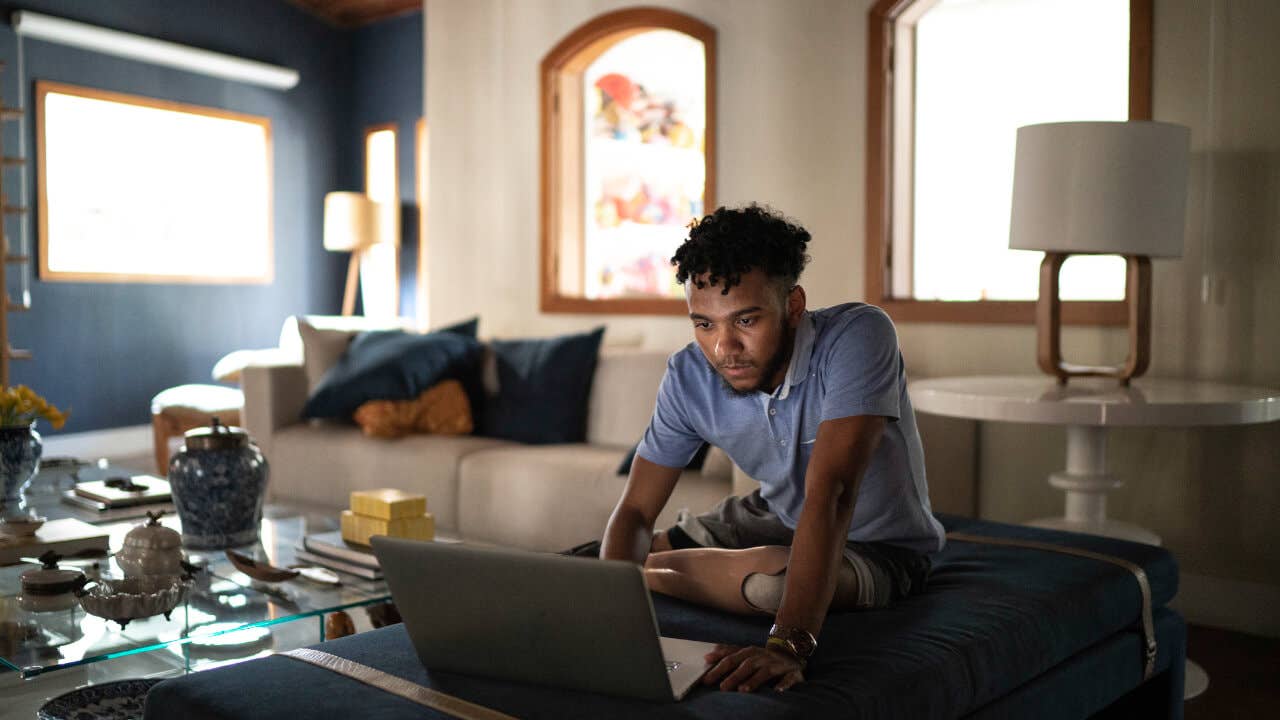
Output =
[
  {"x1": 324, "y1": 191, "x2": 383, "y2": 316},
  {"x1": 1009, "y1": 121, "x2": 1191, "y2": 385}
]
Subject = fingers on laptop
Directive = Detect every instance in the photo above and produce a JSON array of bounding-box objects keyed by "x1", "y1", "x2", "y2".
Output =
[{"x1": 703, "y1": 643, "x2": 738, "y2": 664}]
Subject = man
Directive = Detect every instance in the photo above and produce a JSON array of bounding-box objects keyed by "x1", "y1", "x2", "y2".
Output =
[{"x1": 601, "y1": 204, "x2": 944, "y2": 694}]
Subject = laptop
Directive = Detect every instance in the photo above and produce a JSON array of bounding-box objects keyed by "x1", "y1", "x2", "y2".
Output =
[{"x1": 372, "y1": 536, "x2": 717, "y2": 701}]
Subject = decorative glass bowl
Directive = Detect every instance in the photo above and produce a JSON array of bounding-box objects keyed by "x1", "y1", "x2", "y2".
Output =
[{"x1": 76, "y1": 576, "x2": 189, "y2": 628}]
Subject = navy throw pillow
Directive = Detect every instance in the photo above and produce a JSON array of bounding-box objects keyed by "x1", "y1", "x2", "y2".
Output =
[
  {"x1": 436, "y1": 316, "x2": 479, "y2": 338},
  {"x1": 302, "y1": 326, "x2": 484, "y2": 420},
  {"x1": 617, "y1": 442, "x2": 709, "y2": 476},
  {"x1": 479, "y1": 327, "x2": 605, "y2": 444}
]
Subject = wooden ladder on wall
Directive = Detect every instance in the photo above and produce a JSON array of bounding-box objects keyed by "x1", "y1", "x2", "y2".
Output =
[{"x1": 0, "y1": 61, "x2": 31, "y2": 388}]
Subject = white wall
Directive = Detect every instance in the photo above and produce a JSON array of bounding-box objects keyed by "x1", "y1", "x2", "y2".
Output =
[
  {"x1": 426, "y1": 0, "x2": 1280, "y2": 635},
  {"x1": 425, "y1": 0, "x2": 862, "y2": 349}
]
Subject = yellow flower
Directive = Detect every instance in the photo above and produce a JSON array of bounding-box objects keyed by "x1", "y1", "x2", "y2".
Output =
[{"x1": 0, "y1": 386, "x2": 64, "y2": 428}]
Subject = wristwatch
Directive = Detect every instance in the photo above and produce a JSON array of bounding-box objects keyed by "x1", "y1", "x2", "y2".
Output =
[{"x1": 766, "y1": 624, "x2": 817, "y2": 662}]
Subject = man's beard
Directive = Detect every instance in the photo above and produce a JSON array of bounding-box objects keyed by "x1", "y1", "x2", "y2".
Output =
[{"x1": 716, "y1": 325, "x2": 796, "y2": 397}]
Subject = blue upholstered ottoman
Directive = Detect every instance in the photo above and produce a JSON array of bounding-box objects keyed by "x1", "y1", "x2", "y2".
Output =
[{"x1": 143, "y1": 515, "x2": 1184, "y2": 719}]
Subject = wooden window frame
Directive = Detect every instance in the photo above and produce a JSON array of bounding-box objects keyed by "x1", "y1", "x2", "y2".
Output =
[
  {"x1": 539, "y1": 7, "x2": 716, "y2": 315},
  {"x1": 363, "y1": 122, "x2": 400, "y2": 314},
  {"x1": 865, "y1": 0, "x2": 1153, "y2": 325},
  {"x1": 36, "y1": 81, "x2": 274, "y2": 284}
]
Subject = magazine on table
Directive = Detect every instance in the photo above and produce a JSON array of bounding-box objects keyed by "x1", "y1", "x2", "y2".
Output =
[
  {"x1": 302, "y1": 530, "x2": 381, "y2": 569},
  {"x1": 73, "y1": 475, "x2": 171, "y2": 508},
  {"x1": 293, "y1": 547, "x2": 383, "y2": 581}
]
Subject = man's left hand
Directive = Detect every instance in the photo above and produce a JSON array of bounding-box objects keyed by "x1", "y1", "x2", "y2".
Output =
[{"x1": 702, "y1": 644, "x2": 805, "y2": 693}]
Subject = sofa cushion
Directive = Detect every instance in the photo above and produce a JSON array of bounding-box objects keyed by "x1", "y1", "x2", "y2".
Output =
[
  {"x1": 585, "y1": 349, "x2": 673, "y2": 447},
  {"x1": 456, "y1": 443, "x2": 730, "y2": 551},
  {"x1": 266, "y1": 423, "x2": 512, "y2": 528},
  {"x1": 479, "y1": 327, "x2": 605, "y2": 444},
  {"x1": 297, "y1": 318, "x2": 359, "y2": 392},
  {"x1": 288, "y1": 316, "x2": 477, "y2": 393},
  {"x1": 353, "y1": 379, "x2": 474, "y2": 438},
  {"x1": 303, "y1": 328, "x2": 483, "y2": 420}
]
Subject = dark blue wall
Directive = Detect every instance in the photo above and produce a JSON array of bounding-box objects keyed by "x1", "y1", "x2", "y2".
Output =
[
  {"x1": 0, "y1": 1, "x2": 420, "y2": 434},
  {"x1": 347, "y1": 12, "x2": 423, "y2": 321}
]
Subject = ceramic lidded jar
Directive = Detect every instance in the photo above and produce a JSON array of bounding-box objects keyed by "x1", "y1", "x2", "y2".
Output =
[
  {"x1": 167, "y1": 417, "x2": 269, "y2": 550},
  {"x1": 19, "y1": 550, "x2": 87, "y2": 612},
  {"x1": 117, "y1": 511, "x2": 185, "y2": 577}
]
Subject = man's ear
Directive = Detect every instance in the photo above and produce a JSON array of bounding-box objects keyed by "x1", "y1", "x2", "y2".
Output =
[{"x1": 787, "y1": 285, "x2": 807, "y2": 325}]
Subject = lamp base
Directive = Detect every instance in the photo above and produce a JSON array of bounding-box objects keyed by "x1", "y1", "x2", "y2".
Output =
[
  {"x1": 1037, "y1": 252, "x2": 1151, "y2": 385},
  {"x1": 342, "y1": 253, "x2": 361, "y2": 316}
]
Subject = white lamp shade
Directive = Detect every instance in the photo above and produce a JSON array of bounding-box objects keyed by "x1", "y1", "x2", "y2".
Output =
[
  {"x1": 324, "y1": 191, "x2": 384, "y2": 252},
  {"x1": 1009, "y1": 121, "x2": 1191, "y2": 258}
]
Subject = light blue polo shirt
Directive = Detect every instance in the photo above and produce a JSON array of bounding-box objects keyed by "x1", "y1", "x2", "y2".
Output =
[{"x1": 636, "y1": 303, "x2": 945, "y2": 553}]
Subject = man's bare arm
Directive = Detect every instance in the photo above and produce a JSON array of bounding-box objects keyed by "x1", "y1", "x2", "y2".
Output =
[
  {"x1": 601, "y1": 455, "x2": 684, "y2": 564},
  {"x1": 774, "y1": 414, "x2": 886, "y2": 635}
]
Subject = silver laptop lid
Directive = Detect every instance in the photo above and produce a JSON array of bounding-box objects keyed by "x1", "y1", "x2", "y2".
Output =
[{"x1": 372, "y1": 536, "x2": 676, "y2": 702}]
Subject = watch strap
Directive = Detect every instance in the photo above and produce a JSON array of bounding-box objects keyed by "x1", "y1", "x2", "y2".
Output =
[{"x1": 767, "y1": 624, "x2": 817, "y2": 659}]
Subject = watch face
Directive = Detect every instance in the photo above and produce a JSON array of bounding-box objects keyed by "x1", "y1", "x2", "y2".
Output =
[
  {"x1": 793, "y1": 632, "x2": 816, "y2": 656},
  {"x1": 769, "y1": 625, "x2": 816, "y2": 657}
]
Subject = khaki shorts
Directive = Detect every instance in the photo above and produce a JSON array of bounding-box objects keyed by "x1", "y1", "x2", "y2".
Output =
[{"x1": 665, "y1": 490, "x2": 932, "y2": 610}]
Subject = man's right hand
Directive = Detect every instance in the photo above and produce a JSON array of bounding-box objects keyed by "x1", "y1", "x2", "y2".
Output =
[
  {"x1": 600, "y1": 455, "x2": 683, "y2": 564},
  {"x1": 702, "y1": 643, "x2": 806, "y2": 693}
]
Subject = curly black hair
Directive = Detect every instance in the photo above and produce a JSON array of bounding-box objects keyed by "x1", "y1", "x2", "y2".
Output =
[{"x1": 672, "y1": 204, "x2": 811, "y2": 295}]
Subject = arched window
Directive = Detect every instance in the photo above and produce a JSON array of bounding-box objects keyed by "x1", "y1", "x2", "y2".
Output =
[{"x1": 540, "y1": 8, "x2": 716, "y2": 315}]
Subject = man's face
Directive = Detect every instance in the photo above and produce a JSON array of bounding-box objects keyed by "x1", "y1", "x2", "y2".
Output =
[{"x1": 686, "y1": 269, "x2": 806, "y2": 395}]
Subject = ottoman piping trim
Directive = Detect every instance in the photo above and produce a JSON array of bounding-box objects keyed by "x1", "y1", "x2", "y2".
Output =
[
  {"x1": 282, "y1": 648, "x2": 520, "y2": 720},
  {"x1": 945, "y1": 532, "x2": 1157, "y2": 681}
]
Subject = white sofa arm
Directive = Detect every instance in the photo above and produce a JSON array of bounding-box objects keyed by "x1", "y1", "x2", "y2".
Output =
[{"x1": 242, "y1": 363, "x2": 307, "y2": 459}]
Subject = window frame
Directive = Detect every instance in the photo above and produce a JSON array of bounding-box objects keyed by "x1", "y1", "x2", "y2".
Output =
[
  {"x1": 36, "y1": 81, "x2": 274, "y2": 285},
  {"x1": 865, "y1": 0, "x2": 1154, "y2": 325},
  {"x1": 539, "y1": 7, "x2": 716, "y2": 315}
]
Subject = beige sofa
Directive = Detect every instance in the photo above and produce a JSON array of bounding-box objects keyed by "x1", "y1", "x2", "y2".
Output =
[{"x1": 239, "y1": 321, "x2": 735, "y2": 552}]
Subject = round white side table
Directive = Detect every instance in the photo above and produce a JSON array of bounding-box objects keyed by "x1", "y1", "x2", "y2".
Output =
[{"x1": 909, "y1": 375, "x2": 1280, "y2": 700}]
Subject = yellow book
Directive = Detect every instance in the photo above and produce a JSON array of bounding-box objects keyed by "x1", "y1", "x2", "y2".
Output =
[
  {"x1": 349, "y1": 488, "x2": 427, "y2": 521},
  {"x1": 341, "y1": 509, "x2": 435, "y2": 546}
]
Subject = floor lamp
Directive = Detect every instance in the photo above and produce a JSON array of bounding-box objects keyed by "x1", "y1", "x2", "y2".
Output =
[
  {"x1": 324, "y1": 191, "x2": 382, "y2": 316},
  {"x1": 1009, "y1": 121, "x2": 1191, "y2": 385}
]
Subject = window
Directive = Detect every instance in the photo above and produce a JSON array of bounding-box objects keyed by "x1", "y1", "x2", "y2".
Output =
[
  {"x1": 37, "y1": 82, "x2": 272, "y2": 284},
  {"x1": 362, "y1": 124, "x2": 399, "y2": 318},
  {"x1": 416, "y1": 118, "x2": 429, "y2": 325},
  {"x1": 541, "y1": 8, "x2": 715, "y2": 315},
  {"x1": 866, "y1": 0, "x2": 1153, "y2": 324}
]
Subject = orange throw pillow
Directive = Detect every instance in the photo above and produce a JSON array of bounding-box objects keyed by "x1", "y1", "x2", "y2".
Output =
[{"x1": 353, "y1": 379, "x2": 474, "y2": 438}]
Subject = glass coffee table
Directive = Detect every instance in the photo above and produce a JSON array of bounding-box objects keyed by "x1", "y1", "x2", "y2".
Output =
[{"x1": 1, "y1": 503, "x2": 392, "y2": 680}]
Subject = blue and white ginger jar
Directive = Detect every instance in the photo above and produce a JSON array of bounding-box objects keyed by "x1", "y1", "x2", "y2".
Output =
[
  {"x1": 168, "y1": 417, "x2": 268, "y2": 549},
  {"x1": 0, "y1": 423, "x2": 41, "y2": 519}
]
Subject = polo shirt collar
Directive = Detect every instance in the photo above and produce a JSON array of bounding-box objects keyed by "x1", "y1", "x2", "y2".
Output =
[{"x1": 775, "y1": 311, "x2": 815, "y2": 400}]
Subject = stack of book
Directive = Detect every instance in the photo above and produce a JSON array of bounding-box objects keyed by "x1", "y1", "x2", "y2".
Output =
[
  {"x1": 295, "y1": 530, "x2": 383, "y2": 581},
  {"x1": 62, "y1": 474, "x2": 172, "y2": 513},
  {"x1": 296, "y1": 489, "x2": 436, "y2": 581}
]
